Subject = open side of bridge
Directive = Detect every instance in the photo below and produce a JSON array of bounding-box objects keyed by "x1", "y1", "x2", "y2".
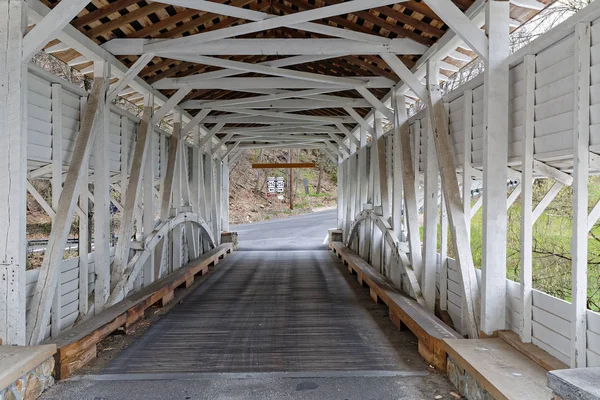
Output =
[{"x1": 2, "y1": 0, "x2": 600, "y2": 398}]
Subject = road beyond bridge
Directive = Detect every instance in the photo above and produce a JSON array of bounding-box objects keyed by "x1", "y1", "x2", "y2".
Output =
[{"x1": 40, "y1": 211, "x2": 454, "y2": 399}]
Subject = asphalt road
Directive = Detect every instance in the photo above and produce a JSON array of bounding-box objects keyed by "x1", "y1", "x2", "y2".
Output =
[
  {"x1": 231, "y1": 210, "x2": 337, "y2": 251},
  {"x1": 41, "y1": 211, "x2": 455, "y2": 400}
]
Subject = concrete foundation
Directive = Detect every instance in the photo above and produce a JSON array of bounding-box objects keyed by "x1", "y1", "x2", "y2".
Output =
[{"x1": 548, "y1": 368, "x2": 600, "y2": 400}]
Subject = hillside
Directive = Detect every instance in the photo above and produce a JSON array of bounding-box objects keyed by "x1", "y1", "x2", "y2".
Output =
[{"x1": 227, "y1": 148, "x2": 338, "y2": 224}]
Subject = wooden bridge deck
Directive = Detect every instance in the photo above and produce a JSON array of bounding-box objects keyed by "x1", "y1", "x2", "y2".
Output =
[{"x1": 102, "y1": 250, "x2": 424, "y2": 375}]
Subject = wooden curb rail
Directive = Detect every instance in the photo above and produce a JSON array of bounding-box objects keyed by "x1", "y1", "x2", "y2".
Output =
[
  {"x1": 46, "y1": 243, "x2": 233, "y2": 380},
  {"x1": 330, "y1": 241, "x2": 462, "y2": 371}
]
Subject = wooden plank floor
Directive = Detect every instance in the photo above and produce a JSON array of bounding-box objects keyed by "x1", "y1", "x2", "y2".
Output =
[{"x1": 103, "y1": 250, "x2": 422, "y2": 374}]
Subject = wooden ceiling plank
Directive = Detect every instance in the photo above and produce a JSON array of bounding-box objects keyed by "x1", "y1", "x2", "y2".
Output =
[
  {"x1": 73, "y1": 0, "x2": 140, "y2": 29},
  {"x1": 401, "y1": 1, "x2": 441, "y2": 20},
  {"x1": 127, "y1": 9, "x2": 199, "y2": 38},
  {"x1": 86, "y1": 3, "x2": 166, "y2": 39},
  {"x1": 372, "y1": 5, "x2": 445, "y2": 37}
]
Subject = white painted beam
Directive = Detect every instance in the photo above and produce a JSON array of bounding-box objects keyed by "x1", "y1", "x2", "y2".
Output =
[
  {"x1": 182, "y1": 109, "x2": 210, "y2": 136},
  {"x1": 152, "y1": 86, "x2": 192, "y2": 124},
  {"x1": 154, "y1": 77, "x2": 393, "y2": 91},
  {"x1": 344, "y1": 107, "x2": 376, "y2": 136},
  {"x1": 422, "y1": 0, "x2": 488, "y2": 61},
  {"x1": 105, "y1": 38, "x2": 427, "y2": 56},
  {"x1": 22, "y1": 0, "x2": 89, "y2": 61},
  {"x1": 379, "y1": 53, "x2": 427, "y2": 99},
  {"x1": 107, "y1": 53, "x2": 155, "y2": 102},
  {"x1": 143, "y1": 0, "x2": 410, "y2": 53},
  {"x1": 355, "y1": 87, "x2": 394, "y2": 120}
]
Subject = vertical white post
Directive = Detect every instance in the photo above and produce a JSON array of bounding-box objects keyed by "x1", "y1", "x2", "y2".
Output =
[
  {"x1": 50, "y1": 83, "x2": 63, "y2": 337},
  {"x1": 422, "y1": 89, "x2": 439, "y2": 311},
  {"x1": 78, "y1": 164, "x2": 89, "y2": 316},
  {"x1": 222, "y1": 157, "x2": 230, "y2": 232},
  {"x1": 352, "y1": 141, "x2": 361, "y2": 220},
  {"x1": 399, "y1": 105, "x2": 423, "y2": 282},
  {"x1": 0, "y1": 0, "x2": 27, "y2": 345},
  {"x1": 440, "y1": 191, "x2": 449, "y2": 311},
  {"x1": 214, "y1": 157, "x2": 222, "y2": 239},
  {"x1": 172, "y1": 112, "x2": 182, "y2": 270},
  {"x1": 481, "y1": 0, "x2": 509, "y2": 335},
  {"x1": 359, "y1": 128, "x2": 369, "y2": 257},
  {"x1": 461, "y1": 89, "x2": 473, "y2": 332},
  {"x1": 462, "y1": 89, "x2": 473, "y2": 237},
  {"x1": 121, "y1": 116, "x2": 129, "y2": 193},
  {"x1": 78, "y1": 96, "x2": 89, "y2": 317},
  {"x1": 143, "y1": 101, "x2": 155, "y2": 285},
  {"x1": 337, "y1": 158, "x2": 344, "y2": 231},
  {"x1": 413, "y1": 121, "x2": 420, "y2": 198},
  {"x1": 375, "y1": 113, "x2": 390, "y2": 220},
  {"x1": 392, "y1": 92, "x2": 404, "y2": 239},
  {"x1": 571, "y1": 22, "x2": 591, "y2": 368},
  {"x1": 93, "y1": 60, "x2": 111, "y2": 314},
  {"x1": 520, "y1": 54, "x2": 536, "y2": 343},
  {"x1": 204, "y1": 154, "x2": 213, "y2": 235},
  {"x1": 344, "y1": 158, "x2": 353, "y2": 238}
]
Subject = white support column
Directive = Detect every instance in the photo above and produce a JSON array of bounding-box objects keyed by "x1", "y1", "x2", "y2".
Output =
[
  {"x1": 195, "y1": 128, "x2": 207, "y2": 223},
  {"x1": 191, "y1": 127, "x2": 201, "y2": 215},
  {"x1": 358, "y1": 127, "x2": 368, "y2": 208},
  {"x1": 93, "y1": 61, "x2": 112, "y2": 315},
  {"x1": 50, "y1": 83, "x2": 63, "y2": 337},
  {"x1": 520, "y1": 54, "x2": 536, "y2": 343},
  {"x1": 172, "y1": 113, "x2": 183, "y2": 270},
  {"x1": 358, "y1": 127, "x2": 369, "y2": 258},
  {"x1": 392, "y1": 92, "x2": 404, "y2": 239},
  {"x1": 121, "y1": 117, "x2": 129, "y2": 196},
  {"x1": 78, "y1": 96, "x2": 89, "y2": 317},
  {"x1": 399, "y1": 107, "x2": 423, "y2": 284},
  {"x1": 462, "y1": 89, "x2": 473, "y2": 237},
  {"x1": 344, "y1": 157, "x2": 354, "y2": 242},
  {"x1": 337, "y1": 158, "x2": 344, "y2": 230},
  {"x1": 206, "y1": 155, "x2": 219, "y2": 245},
  {"x1": 481, "y1": 0, "x2": 509, "y2": 335},
  {"x1": 213, "y1": 157, "x2": 222, "y2": 242},
  {"x1": 143, "y1": 103, "x2": 156, "y2": 286},
  {"x1": 0, "y1": 0, "x2": 27, "y2": 345},
  {"x1": 375, "y1": 114, "x2": 390, "y2": 221},
  {"x1": 422, "y1": 105, "x2": 439, "y2": 311},
  {"x1": 222, "y1": 158, "x2": 230, "y2": 232},
  {"x1": 440, "y1": 191, "x2": 449, "y2": 311},
  {"x1": 180, "y1": 143, "x2": 198, "y2": 260},
  {"x1": 571, "y1": 22, "x2": 591, "y2": 368}
]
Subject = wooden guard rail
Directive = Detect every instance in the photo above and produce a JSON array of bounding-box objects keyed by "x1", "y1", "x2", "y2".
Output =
[
  {"x1": 47, "y1": 243, "x2": 233, "y2": 379},
  {"x1": 330, "y1": 241, "x2": 462, "y2": 371}
]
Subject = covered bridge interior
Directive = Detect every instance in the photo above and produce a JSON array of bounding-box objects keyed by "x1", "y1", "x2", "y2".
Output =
[{"x1": 1, "y1": 0, "x2": 600, "y2": 398}]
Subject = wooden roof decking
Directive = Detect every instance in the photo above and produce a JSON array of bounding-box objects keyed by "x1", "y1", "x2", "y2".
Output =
[{"x1": 37, "y1": 0, "x2": 551, "y2": 147}]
